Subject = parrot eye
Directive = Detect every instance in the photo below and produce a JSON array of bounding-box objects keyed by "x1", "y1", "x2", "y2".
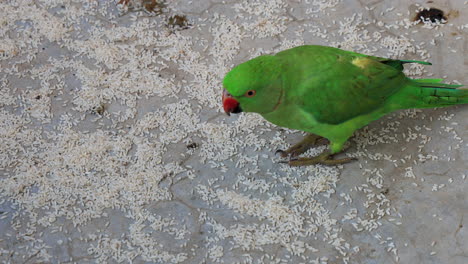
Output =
[{"x1": 245, "y1": 90, "x2": 256, "y2": 97}]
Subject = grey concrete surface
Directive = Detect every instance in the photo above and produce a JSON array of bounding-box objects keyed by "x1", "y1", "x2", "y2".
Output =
[{"x1": 0, "y1": 0, "x2": 467, "y2": 263}]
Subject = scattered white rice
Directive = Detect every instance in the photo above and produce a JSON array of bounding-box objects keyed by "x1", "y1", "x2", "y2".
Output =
[{"x1": 0, "y1": 0, "x2": 466, "y2": 263}]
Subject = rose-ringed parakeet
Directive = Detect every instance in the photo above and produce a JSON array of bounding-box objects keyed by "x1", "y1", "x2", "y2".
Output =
[{"x1": 222, "y1": 45, "x2": 467, "y2": 166}]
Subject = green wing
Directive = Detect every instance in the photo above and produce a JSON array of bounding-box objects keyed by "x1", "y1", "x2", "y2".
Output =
[{"x1": 278, "y1": 46, "x2": 409, "y2": 125}]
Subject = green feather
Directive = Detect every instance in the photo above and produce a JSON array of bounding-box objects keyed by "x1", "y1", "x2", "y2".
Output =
[{"x1": 223, "y1": 45, "x2": 466, "y2": 154}]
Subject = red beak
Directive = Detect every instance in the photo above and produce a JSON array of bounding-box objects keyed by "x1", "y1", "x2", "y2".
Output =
[{"x1": 222, "y1": 89, "x2": 241, "y2": 116}]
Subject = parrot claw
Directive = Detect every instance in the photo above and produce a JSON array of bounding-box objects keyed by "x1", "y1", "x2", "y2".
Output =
[
  {"x1": 278, "y1": 134, "x2": 328, "y2": 158},
  {"x1": 118, "y1": 0, "x2": 131, "y2": 6},
  {"x1": 285, "y1": 151, "x2": 357, "y2": 167},
  {"x1": 275, "y1": 149, "x2": 286, "y2": 156},
  {"x1": 275, "y1": 134, "x2": 354, "y2": 166}
]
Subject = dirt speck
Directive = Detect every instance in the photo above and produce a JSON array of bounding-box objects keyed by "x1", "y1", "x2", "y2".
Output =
[
  {"x1": 91, "y1": 103, "x2": 105, "y2": 115},
  {"x1": 447, "y1": 10, "x2": 459, "y2": 19},
  {"x1": 187, "y1": 142, "x2": 198, "y2": 149}
]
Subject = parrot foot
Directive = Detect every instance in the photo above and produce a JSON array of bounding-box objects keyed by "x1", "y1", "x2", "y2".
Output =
[
  {"x1": 281, "y1": 151, "x2": 356, "y2": 167},
  {"x1": 275, "y1": 134, "x2": 328, "y2": 158}
]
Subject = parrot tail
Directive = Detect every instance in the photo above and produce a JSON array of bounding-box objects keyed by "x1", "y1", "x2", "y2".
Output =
[
  {"x1": 408, "y1": 78, "x2": 467, "y2": 108},
  {"x1": 399, "y1": 60, "x2": 432, "y2": 66}
]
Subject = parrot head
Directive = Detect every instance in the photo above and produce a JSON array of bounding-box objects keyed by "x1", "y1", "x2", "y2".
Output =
[{"x1": 222, "y1": 55, "x2": 283, "y2": 116}]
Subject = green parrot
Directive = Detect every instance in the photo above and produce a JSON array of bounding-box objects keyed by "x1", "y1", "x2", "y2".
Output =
[{"x1": 222, "y1": 45, "x2": 467, "y2": 166}]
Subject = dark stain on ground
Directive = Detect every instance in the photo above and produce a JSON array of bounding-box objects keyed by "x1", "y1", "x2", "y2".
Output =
[
  {"x1": 143, "y1": 0, "x2": 165, "y2": 13},
  {"x1": 118, "y1": 0, "x2": 165, "y2": 14},
  {"x1": 167, "y1": 15, "x2": 191, "y2": 30},
  {"x1": 414, "y1": 8, "x2": 446, "y2": 23}
]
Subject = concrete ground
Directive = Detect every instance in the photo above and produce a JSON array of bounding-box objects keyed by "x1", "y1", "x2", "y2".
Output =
[{"x1": 0, "y1": 0, "x2": 467, "y2": 263}]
